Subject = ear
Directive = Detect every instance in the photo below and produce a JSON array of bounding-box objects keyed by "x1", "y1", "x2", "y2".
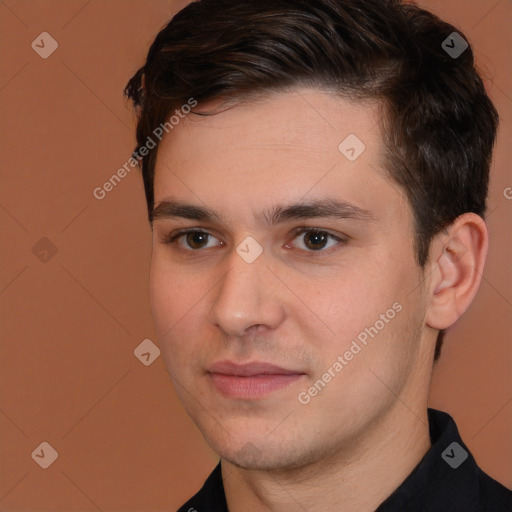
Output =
[{"x1": 425, "y1": 213, "x2": 488, "y2": 330}]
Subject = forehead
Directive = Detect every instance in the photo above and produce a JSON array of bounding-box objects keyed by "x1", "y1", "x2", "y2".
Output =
[
  {"x1": 159, "y1": 88, "x2": 380, "y2": 161},
  {"x1": 152, "y1": 88, "x2": 409, "y2": 230}
]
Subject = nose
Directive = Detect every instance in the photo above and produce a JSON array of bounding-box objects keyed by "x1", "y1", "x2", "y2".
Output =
[{"x1": 207, "y1": 247, "x2": 285, "y2": 338}]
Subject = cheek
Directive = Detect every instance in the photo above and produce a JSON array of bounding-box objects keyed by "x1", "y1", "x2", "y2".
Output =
[
  {"x1": 303, "y1": 268, "x2": 388, "y2": 339},
  {"x1": 149, "y1": 255, "x2": 206, "y2": 370},
  {"x1": 302, "y1": 254, "x2": 419, "y2": 367},
  {"x1": 149, "y1": 257, "x2": 177, "y2": 334}
]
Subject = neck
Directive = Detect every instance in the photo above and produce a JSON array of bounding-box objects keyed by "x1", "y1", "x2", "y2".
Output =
[{"x1": 222, "y1": 402, "x2": 431, "y2": 511}]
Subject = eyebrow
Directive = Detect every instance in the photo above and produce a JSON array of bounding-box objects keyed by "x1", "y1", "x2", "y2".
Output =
[
  {"x1": 151, "y1": 197, "x2": 375, "y2": 228},
  {"x1": 151, "y1": 198, "x2": 375, "y2": 228}
]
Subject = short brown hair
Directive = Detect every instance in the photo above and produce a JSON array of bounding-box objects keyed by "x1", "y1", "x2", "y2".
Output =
[{"x1": 124, "y1": 0, "x2": 499, "y2": 361}]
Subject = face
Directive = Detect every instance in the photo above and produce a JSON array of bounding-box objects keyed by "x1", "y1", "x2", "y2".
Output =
[{"x1": 150, "y1": 88, "x2": 431, "y2": 471}]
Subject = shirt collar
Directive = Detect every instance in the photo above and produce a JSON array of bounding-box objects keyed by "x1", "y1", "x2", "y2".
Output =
[
  {"x1": 376, "y1": 407, "x2": 480, "y2": 510},
  {"x1": 178, "y1": 408, "x2": 504, "y2": 511}
]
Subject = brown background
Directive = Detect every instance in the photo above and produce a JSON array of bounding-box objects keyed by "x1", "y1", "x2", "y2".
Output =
[{"x1": 0, "y1": 0, "x2": 510, "y2": 510}]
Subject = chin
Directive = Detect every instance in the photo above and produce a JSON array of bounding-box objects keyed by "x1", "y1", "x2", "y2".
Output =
[
  {"x1": 215, "y1": 437, "x2": 324, "y2": 472},
  {"x1": 225, "y1": 452, "x2": 291, "y2": 471}
]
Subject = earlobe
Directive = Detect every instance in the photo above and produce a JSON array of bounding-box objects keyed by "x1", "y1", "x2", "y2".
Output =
[{"x1": 426, "y1": 213, "x2": 488, "y2": 330}]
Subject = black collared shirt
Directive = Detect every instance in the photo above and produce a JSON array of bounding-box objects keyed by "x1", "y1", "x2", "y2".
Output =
[{"x1": 177, "y1": 408, "x2": 512, "y2": 511}]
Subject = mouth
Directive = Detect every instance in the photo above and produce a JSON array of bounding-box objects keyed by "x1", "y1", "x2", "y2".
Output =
[{"x1": 207, "y1": 360, "x2": 306, "y2": 399}]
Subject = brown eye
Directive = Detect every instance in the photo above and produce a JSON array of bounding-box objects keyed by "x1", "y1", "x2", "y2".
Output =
[
  {"x1": 289, "y1": 228, "x2": 344, "y2": 253},
  {"x1": 184, "y1": 231, "x2": 210, "y2": 249},
  {"x1": 303, "y1": 231, "x2": 329, "y2": 250},
  {"x1": 164, "y1": 229, "x2": 221, "y2": 251}
]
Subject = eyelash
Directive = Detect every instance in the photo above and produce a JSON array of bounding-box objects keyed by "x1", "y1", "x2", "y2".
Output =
[{"x1": 161, "y1": 227, "x2": 346, "y2": 256}]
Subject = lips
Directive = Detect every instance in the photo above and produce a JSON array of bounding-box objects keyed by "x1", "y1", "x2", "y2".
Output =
[
  {"x1": 208, "y1": 360, "x2": 303, "y2": 377},
  {"x1": 207, "y1": 360, "x2": 306, "y2": 399}
]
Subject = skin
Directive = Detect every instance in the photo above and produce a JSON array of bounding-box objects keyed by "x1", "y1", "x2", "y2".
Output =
[{"x1": 149, "y1": 88, "x2": 488, "y2": 511}]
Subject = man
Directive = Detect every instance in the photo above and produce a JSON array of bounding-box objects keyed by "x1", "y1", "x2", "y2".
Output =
[{"x1": 124, "y1": 0, "x2": 511, "y2": 510}]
